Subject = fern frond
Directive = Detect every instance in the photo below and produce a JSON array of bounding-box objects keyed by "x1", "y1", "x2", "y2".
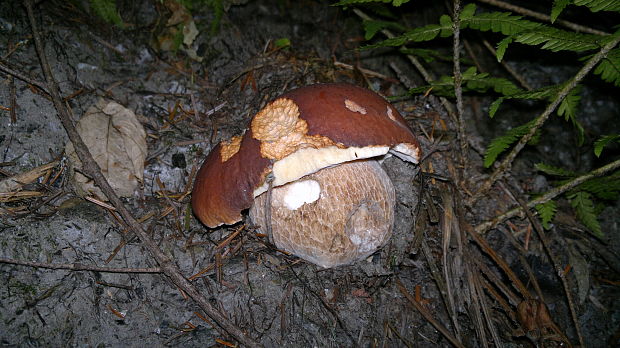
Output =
[
  {"x1": 557, "y1": 86, "x2": 584, "y2": 145},
  {"x1": 363, "y1": 20, "x2": 406, "y2": 40},
  {"x1": 400, "y1": 48, "x2": 453, "y2": 63},
  {"x1": 535, "y1": 200, "x2": 557, "y2": 229},
  {"x1": 578, "y1": 171, "x2": 620, "y2": 200},
  {"x1": 489, "y1": 85, "x2": 561, "y2": 117},
  {"x1": 594, "y1": 134, "x2": 620, "y2": 157},
  {"x1": 535, "y1": 162, "x2": 577, "y2": 177},
  {"x1": 332, "y1": 0, "x2": 392, "y2": 6},
  {"x1": 557, "y1": 86, "x2": 581, "y2": 121},
  {"x1": 464, "y1": 10, "x2": 541, "y2": 35},
  {"x1": 363, "y1": 21, "x2": 449, "y2": 48},
  {"x1": 483, "y1": 120, "x2": 535, "y2": 168},
  {"x1": 573, "y1": 0, "x2": 620, "y2": 12},
  {"x1": 513, "y1": 27, "x2": 602, "y2": 52},
  {"x1": 568, "y1": 191, "x2": 603, "y2": 237},
  {"x1": 593, "y1": 48, "x2": 620, "y2": 86},
  {"x1": 89, "y1": 0, "x2": 124, "y2": 28},
  {"x1": 551, "y1": 0, "x2": 572, "y2": 22},
  {"x1": 408, "y1": 67, "x2": 521, "y2": 97}
]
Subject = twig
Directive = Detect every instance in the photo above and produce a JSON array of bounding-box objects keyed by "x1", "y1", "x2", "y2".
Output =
[
  {"x1": 475, "y1": 158, "x2": 620, "y2": 234},
  {"x1": 504, "y1": 184, "x2": 582, "y2": 347},
  {"x1": 471, "y1": 36, "x2": 620, "y2": 202},
  {"x1": 451, "y1": 0, "x2": 468, "y2": 169},
  {"x1": 0, "y1": 58, "x2": 50, "y2": 95},
  {"x1": 0, "y1": 257, "x2": 162, "y2": 273},
  {"x1": 23, "y1": 2, "x2": 261, "y2": 346},
  {"x1": 395, "y1": 278, "x2": 466, "y2": 348},
  {"x1": 475, "y1": 0, "x2": 610, "y2": 36}
]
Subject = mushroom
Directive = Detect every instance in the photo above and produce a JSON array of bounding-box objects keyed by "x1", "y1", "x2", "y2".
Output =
[{"x1": 192, "y1": 83, "x2": 421, "y2": 268}]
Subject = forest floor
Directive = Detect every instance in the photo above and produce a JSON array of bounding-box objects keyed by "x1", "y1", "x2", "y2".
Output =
[{"x1": 1, "y1": 1, "x2": 619, "y2": 347}]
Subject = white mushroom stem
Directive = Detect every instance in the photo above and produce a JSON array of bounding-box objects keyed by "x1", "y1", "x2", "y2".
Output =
[{"x1": 249, "y1": 160, "x2": 395, "y2": 268}]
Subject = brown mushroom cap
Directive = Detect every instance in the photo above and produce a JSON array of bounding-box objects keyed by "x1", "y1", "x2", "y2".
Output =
[{"x1": 192, "y1": 83, "x2": 421, "y2": 228}]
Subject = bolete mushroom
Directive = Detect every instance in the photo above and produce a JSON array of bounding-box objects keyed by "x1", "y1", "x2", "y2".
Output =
[{"x1": 192, "y1": 83, "x2": 421, "y2": 268}]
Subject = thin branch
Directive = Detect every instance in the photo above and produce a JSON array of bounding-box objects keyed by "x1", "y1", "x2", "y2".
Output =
[
  {"x1": 23, "y1": 2, "x2": 261, "y2": 346},
  {"x1": 475, "y1": 158, "x2": 620, "y2": 234},
  {"x1": 452, "y1": 0, "x2": 468, "y2": 169},
  {"x1": 0, "y1": 58, "x2": 50, "y2": 95},
  {"x1": 475, "y1": 0, "x2": 610, "y2": 36},
  {"x1": 395, "y1": 278, "x2": 466, "y2": 348},
  {"x1": 472, "y1": 36, "x2": 620, "y2": 201},
  {"x1": 504, "y1": 184, "x2": 581, "y2": 347},
  {"x1": 0, "y1": 257, "x2": 161, "y2": 273}
]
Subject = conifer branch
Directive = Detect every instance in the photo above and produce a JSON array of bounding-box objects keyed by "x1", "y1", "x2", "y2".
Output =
[
  {"x1": 475, "y1": 158, "x2": 620, "y2": 234},
  {"x1": 471, "y1": 34, "x2": 620, "y2": 202}
]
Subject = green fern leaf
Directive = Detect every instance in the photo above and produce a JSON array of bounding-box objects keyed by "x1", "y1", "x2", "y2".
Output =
[
  {"x1": 484, "y1": 120, "x2": 535, "y2": 168},
  {"x1": 578, "y1": 172, "x2": 620, "y2": 200},
  {"x1": 551, "y1": 0, "x2": 572, "y2": 22},
  {"x1": 514, "y1": 27, "x2": 601, "y2": 52},
  {"x1": 568, "y1": 191, "x2": 603, "y2": 237},
  {"x1": 464, "y1": 10, "x2": 541, "y2": 35},
  {"x1": 363, "y1": 20, "x2": 405, "y2": 40},
  {"x1": 556, "y1": 86, "x2": 585, "y2": 145},
  {"x1": 488, "y1": 85, "x2": 561, "y2": 117},
  {"x1": 400, "y1": 48, "x2": 453, "y2": 63},
  {"x1": 594, "y1": 134, "x2": 620, "y2": 157},
  {"x1": 593, "y1": 48, "x2": 620, "y2": 86},
  {"x1": 573, "y1": 0, "x2": 620, "y2": 12},
  {"x1": 89, "y1": 0, "x2": 124, "y2": 28},
  {"x1": 535, "y1": 200, "x2": 557, "y2": 229},
  {"x1": 363, "y1": 22, "x2": 448, "y2": 48},
  {"x1": 535, "y1": 162, "x2": 577, "y2": 177},
  {"x1": 557, "y1": 87, "x2": 581, "y2": 121},
  {"x1": 334, "y1": 0, "x2": 412, "y2": 6},
  {"x1": 459, "y1": 3, "x2": 477, "y2": 20},
  {"x1": 495, "y1": 36, "x2": 513, "y2": 62},
  {"x1": 409, "y1": 67, "x2": 522, "y2": 98},
  {"x1": 489, "y1": 97, "x2": 505, "y2": 118}
]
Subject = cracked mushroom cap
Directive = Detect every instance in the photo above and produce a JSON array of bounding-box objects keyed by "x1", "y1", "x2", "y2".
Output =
[{"x1": 191, "y1": 83, "x2": 421, "y2": 228}]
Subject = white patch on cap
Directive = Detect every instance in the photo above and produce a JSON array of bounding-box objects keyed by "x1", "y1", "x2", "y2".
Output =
[
  {"x1": 271, "y1": 145, "x2": 390, "y2": 187},
  {"x1": 345, "y1": 99, "x2": 367, "y2": 114},
  {"x1": 281, "y1": 179, "x2": 321, "y2": 210},
  {"x1": 387, "y1": 106, "x2": 396, "y2": 121},
  {"x1": 390, "y1": 143, "x2": 421, "y2": 164}
]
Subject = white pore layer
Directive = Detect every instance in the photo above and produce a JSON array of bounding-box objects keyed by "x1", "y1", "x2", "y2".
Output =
[{"x1": 281, "y1": 179, "x2": 321, "y2": 210}]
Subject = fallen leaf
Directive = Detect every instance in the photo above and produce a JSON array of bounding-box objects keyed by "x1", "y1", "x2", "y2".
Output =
[
  {"x1": 0, "y1": 160, "x2": 58, "y2": 193},
  {"x1": 65, "y1": 99, "x2": 147, "y2": 198}
]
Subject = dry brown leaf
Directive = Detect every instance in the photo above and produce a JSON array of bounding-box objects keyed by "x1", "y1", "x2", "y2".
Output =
[
  {"x1": 65, "y1": 99, "x2": 147, "y2": 198},
  {"x1": 0, "y1": 160, "x2": 58, "y2": 193}
]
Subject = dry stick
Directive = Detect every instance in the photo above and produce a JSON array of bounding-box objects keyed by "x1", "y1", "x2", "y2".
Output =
[
  {"x1": 0, "y1": 58, "x2": 50, "y2": 95},
  {"x1": 0, "y1": 257, "x2": 162, "y2": 273},
  {"x1": 23, "y1": 2, "x2": 261, "y2": 347},
  {"x1": 506, "y1": 185, "x2": 584, "y2": 348},
  {"x1": 452, "y1": 0, "x2": 468, "y2": 169},
  {"x1": 464, "y1": 265, "x2": 489, "y2": 348},
  {"x1": 471, "y1": 270, "x2": 502, "y2": 348},
  {"x1": 440, "y1": 191, "x2": 462, "y2": 340},
  {"x1": 471, "y1": 36, "x2": 620, "y2": 202},
  {"x1": 475, "y1": 157, "x2": 620, "y2": 234},
  {"x1": 475, "y1": 0, "x2": 610, "y2": 36},
  {"x1": 395, "y1": 278, "x2": 466, "y2": 348}
]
